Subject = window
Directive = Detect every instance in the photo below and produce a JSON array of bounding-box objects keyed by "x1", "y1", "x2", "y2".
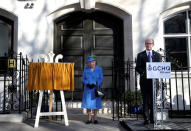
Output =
[
  {"x1": 164, "y1": 12, "x2": 186, "y2": 34},
  {"x1": 163, "y1": 11, "x2": 191, "y2": 69},
  {"x1": 165, "y1": 38, "x2": 187, "y2": 68}
]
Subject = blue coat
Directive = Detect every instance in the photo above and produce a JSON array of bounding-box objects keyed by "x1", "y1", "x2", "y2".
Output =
[{"x1": 81, "y1": 66, "x2": 103, "y2": 109}]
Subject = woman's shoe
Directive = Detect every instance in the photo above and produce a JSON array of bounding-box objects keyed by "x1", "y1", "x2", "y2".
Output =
[
  {"x1": 94, "y1": 120, "x2": 98, "y2": 124},
  {"x1": 86, "y1": 120, "x2": 92, "y2": 124}
]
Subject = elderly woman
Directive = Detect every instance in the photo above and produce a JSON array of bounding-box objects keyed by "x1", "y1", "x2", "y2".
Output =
[{"x1": 81, "y1": 55, "x2": 103, "y2": 124}]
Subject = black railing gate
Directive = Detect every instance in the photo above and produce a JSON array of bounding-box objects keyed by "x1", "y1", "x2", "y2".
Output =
[
  {"x1": 0, "y1": 52, "x2": 29, "y2": 114},
  {"x1": 112, "y1": 58, "x2": 191, "y2": 120}
]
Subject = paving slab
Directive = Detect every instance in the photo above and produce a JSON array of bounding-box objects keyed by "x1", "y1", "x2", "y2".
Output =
[
  {"x1": 120, "y1": 120, "x2": 188, "y2": 131},
  {"x1": 0, "y1": 114, "x2": 125, "y2": 131}
]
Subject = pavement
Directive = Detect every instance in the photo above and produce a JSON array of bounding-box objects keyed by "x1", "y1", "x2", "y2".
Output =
[
  {"x1": 2, "y1": 109, "x2": 191, "y2": 131},
  {"x1": 120, "y1": 117, "x2": 191, "y2": 131},
  {"x1": 0, "y1": 114, "x2": 126, "y2": 131},
  {"x1": 120, "y1": 119, "x2": 188, "y2": 131}
]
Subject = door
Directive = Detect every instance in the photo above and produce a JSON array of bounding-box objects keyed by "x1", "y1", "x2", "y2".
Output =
[
  {"x1": 0, "y1": 16, "x2": 12, "y2": 74},
  {"x1": 54, "y1": 11, "x2": 123, "y2": 100}
]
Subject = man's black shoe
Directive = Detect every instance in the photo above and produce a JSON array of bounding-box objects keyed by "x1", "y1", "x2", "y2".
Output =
[
  {"x1": 143, "y1": 120, "x2": 149, "y2": 125},
  {"x1": 150, "y1": 120, "x2": 154, "y2": 124},
  {"x1": 85, "y1": 120, "x2": 92, "y2": 124}
]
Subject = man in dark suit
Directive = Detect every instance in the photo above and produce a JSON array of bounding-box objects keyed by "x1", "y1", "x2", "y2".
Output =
[{"x1": 135, "y1": 39, "x2": 161, "y2": 125}]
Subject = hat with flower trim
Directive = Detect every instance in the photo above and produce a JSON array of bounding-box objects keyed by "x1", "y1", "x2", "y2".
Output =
[{"x1": 88, "y1": 55, "x2": 97, "y2": 62}]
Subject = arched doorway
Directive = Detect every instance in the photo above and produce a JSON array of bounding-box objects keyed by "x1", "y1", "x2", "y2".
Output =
[
  {"x1": 0, "y1": 9, "x2": 18, "y2": 74},
  {"x1": 0, "y1": 9, "x2": 18, "y2": 57},
  {"x1": 0, "y1": 17, "x2": 11, "y2": 56},
  {"x1": 0, "y1": 9, "x2": 18, "y2": 113},
  {"x1": 54, "y1": 10, "x2": 124, "y2": 100}
]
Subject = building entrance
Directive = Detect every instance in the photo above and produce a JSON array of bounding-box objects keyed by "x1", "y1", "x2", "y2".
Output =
[{"x1": 54, "y1": 10, "x2": 124, "y2": 100}]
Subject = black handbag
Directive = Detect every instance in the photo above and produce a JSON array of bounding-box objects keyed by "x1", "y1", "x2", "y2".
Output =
[{"x1": 95, "y1": 88, "x2": 104, "y2": 98}]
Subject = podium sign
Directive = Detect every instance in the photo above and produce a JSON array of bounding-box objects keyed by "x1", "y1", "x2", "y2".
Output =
[{"x1": 146, "y1": 62, "x2": 171, "y2": 79}]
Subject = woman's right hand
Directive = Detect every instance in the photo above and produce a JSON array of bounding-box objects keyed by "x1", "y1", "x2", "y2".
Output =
[{"x1": 87, "y1": 84, "x2": 96, "y2": 89}]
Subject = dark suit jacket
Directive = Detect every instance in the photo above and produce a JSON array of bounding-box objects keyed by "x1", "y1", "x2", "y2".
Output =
[
  {"x1": 135, "y1": 50, "x2": 162, "y2": 86},
  {"x1": 135, "y1": 50, "x2": 161, "y2": 90}
]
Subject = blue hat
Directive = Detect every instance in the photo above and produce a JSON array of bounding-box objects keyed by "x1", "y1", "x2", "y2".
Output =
[{"x1": 88, "y1": 55, "x2": 97, "y2": 62}]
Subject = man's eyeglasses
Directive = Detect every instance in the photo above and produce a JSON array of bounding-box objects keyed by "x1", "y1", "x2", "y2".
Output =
[{"x1": 145, "y1": 43, "x2": 153, "y2": 45}]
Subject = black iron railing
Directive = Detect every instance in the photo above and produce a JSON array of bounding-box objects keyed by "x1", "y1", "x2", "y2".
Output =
[
  {"x1": 112, "y1": 59, "x2": 142, "y2": 120},
  {"x1": 1, "y1": 52, "x2": 191, "y2": 121},
  {"x1": 0, "y1": 52, "x2": 29, "y2": 114},
  {"x1": 112, "y1": 58, "x2": 191, "y2": 120}
]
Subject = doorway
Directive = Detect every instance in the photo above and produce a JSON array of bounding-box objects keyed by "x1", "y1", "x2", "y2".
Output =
[{"x1": 54, "y1": 10, "x2": 124, "y2": 100}]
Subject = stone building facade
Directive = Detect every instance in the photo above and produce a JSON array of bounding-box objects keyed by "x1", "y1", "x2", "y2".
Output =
[{"x1": 0, "y1": 0, "x2": 191, "y2": 112}]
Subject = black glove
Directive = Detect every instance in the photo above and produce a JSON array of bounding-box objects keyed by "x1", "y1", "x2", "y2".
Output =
[{"x1": 87, "y1": 84, "x2": 96, "y2": 89}]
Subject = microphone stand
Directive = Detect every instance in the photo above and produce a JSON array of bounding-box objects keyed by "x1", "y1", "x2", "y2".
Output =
[{"x1": 153, "y1": 79, "x2": 164, "y2": 129}]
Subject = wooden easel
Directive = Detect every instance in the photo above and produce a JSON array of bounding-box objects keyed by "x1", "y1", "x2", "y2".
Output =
[{"x1": 34, "y1": 51, "x2": 69, "y2": 128}]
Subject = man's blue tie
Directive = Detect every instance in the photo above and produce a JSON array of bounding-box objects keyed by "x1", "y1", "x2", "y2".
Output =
[{"x1": 148, "y1": 52, "x2": 151, "y2": 62}]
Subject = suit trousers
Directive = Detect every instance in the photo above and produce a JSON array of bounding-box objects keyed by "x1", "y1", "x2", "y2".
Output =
[{"x1": 140, "y1": 78, "x2": 153, "y2": 122}]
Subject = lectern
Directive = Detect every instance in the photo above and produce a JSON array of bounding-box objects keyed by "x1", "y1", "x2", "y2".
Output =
[{"x1": 146, "y1": 62, "x2": 171, "y2": 129}]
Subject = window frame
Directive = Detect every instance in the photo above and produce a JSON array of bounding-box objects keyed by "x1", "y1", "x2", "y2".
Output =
[{"x1": 163, "y1": 10, "x2": 191, "y2": 68}]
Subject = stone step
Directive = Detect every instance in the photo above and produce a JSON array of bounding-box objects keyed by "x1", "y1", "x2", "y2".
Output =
[
  {"x1": 58, "y1": 101, "x2": 113, "y2": 114},
  {"x1": 0, "y1": 113, "x2": 24, "y2": 122}
]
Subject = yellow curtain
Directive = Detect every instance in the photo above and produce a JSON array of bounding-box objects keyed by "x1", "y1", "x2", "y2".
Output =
[
  {"x1": 27, "y1": 62, "x2": 74, "y2": 91},
  {"x1": 38, "y1": 63, "x2": 54, "y2": 90},
  {"x1": 27, "y1": 62, "x2": 34, "y2": 91},
  {"x1": 69, "y1": 63, "x2": 74, "y2": 91}
]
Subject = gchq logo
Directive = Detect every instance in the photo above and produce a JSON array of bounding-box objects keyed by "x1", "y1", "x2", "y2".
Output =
[
  {"x1": 147, "y1": 64, "x2": 171, "y2": 72},
  {"x1": 147, "y1": 62, "x2": 171, "y2": 79}
]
